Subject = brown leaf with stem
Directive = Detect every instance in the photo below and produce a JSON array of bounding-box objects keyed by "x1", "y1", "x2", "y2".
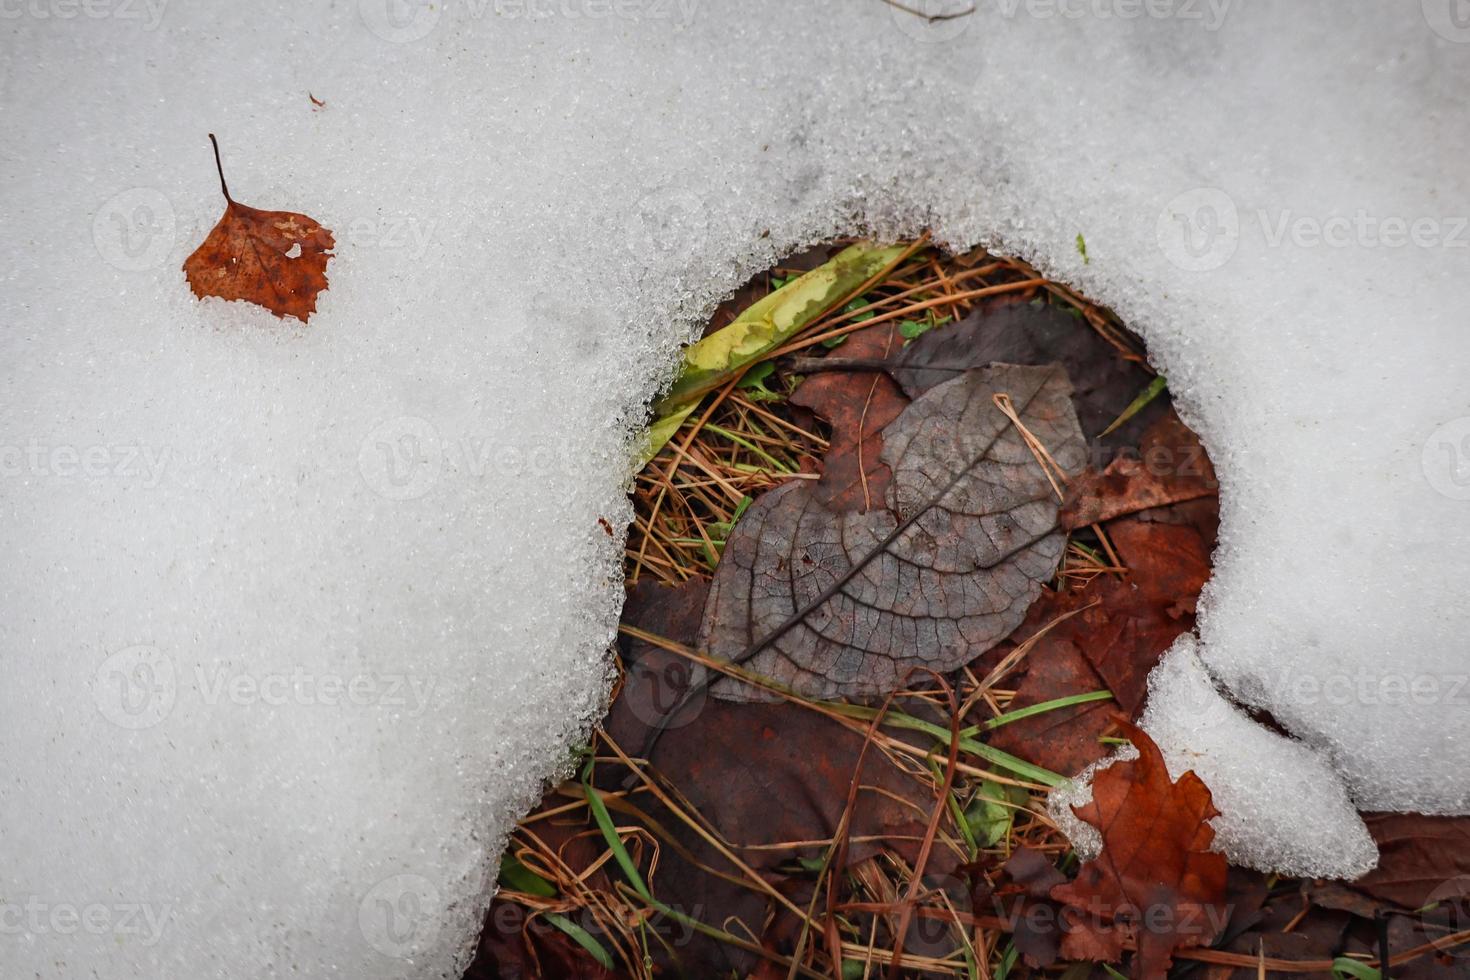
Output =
[
  {"x1": 1050, "y1": 718, "x2": 1229, "y2": 979},
  {"x1": 182, "y1": 134, "x2": 334, "y2": 323}
]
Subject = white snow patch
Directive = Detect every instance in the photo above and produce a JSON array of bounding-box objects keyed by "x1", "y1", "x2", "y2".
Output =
[{"x1": 2, "y1": 1, "x2": 1468, "y2": 977}]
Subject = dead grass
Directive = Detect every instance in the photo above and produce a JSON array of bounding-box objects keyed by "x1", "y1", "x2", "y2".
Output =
[{"x1": 625, "y1": 238, "x2": 1143, "y2": 593}]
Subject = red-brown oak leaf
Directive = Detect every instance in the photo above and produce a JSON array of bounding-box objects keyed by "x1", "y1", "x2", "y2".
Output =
[
  {"x1": 1061, "y1": 411, "x2": 1219, "y2": 529},
  {"x1": 1049, "y1": 718, "x2": 1228, "y2": 979},
  {"x1": 182, "y1": 135, "x2": 334, "y2": 323}
]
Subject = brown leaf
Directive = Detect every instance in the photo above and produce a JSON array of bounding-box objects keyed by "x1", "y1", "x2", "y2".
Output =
[
  {"x1": 983, "y1": 512, "x2": 1213, "y2": 770},
  {"x1": 182, "y1": 134, "x2": 334, "y2": 323},
  {"x1": 1050, "y1": 719, "x2": 1229, "y2": 979},
  {"x1": 987, "y1": 632, "x2": 1114, "y2": 775},
  {"x1": 603, "y1": 579, "x2": 944, "y2": 977},
  {"x1": 887, "y1": 299, "x2": 1156, "y2": 443},
  {"x1": 1062, "y1": 411, "x2": 1219, "y2": 529},
  {"x1": 1065, "y1": 517, "x2": 1212, "y2": 715},
  {"x1": 1351, "y1": 813, "x2": 1470, "y2": 909},
  {"x1": 1002, "y1": 847, "x2": 1068, "y2": 967},
  {"x1": 701, "y1": 363, "x2": 1087, "y2": 701},
  {"x1": 790, "y1": 320, "x2": 909, "y2": 513}
]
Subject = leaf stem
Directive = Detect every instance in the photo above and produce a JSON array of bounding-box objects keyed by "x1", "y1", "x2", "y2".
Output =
[{"x1": 207, "y1": 133, "x2": 232, "y2": 203}]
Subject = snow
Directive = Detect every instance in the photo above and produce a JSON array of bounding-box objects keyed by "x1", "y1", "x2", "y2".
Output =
[
  {"x1": 1051, "y1": 638, "x2": 1380, "y2": 879},
  {"x1": 1, "y1": 1, "x2": 1467, "y2": 976}
]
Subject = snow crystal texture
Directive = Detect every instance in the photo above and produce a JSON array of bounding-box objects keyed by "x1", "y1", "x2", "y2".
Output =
[
  {"x1": 2, "y1": 1, "x2": 1468, "y2": 976},
  {"x1": 1051, "y1": 638, "x2": 1380, "y2": 879}
]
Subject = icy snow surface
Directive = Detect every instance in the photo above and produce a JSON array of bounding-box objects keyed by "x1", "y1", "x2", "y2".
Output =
[
  {"x1": 1050, "y1": 637, "x2": 1380, "y2": 879},
  {"x1": 2, "y1": 1, "x2": 1468, "y2": 976}
]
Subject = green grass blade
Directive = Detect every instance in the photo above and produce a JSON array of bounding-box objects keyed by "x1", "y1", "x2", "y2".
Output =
[
  {"x1": 821, "y1": 702, "x2": 1064, "y2": 787},
  {"x1": 581, "y1": 778, "x2": 652, "y2": 901},
  {"x1": 1099, "y1": 374, "x2": 1167, "y2": 437},
  {"x1": 1331, "y1": 958, "x2": 1381, "y2": 980},
  {"x1": 543, "y1": 912, "x2": 615, "y2": 968},
  {"x1": 958, "y1": 690, "x2": 1114, "y2": 738},
  {"x1": 497, "y1": 853, "x2": 556, "y2": 898}
]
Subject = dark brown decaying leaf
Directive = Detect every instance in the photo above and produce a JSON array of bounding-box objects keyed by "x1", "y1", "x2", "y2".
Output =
[
  {"x1": 1351, "y1": 813, "x2": 1470, "y2": 909},
  {"x1": 1002, "y1": 847, "x2": 1068, "y2": 968},
  {"x1": 700, "y1": 363, "x2": 1087, "y2": 701},
  {"x1": 986, "y1": 630, "x2": 1114, "y2": 775},
  {"x1": 599, "y1": 579, "x2": 942, "y2": 977},
  {"x1": 984, "y1": 507, "x2": 1214, "y2": 773},
  {"x1": 789, "y1": 319, "x2": 909, "y2": 513},
  {"x1": 886, "y1": 300, "x2": 1154, "y2": 441},
  {"x1": 1050, "y1": 719, "x2": 1229, "y2": 980},
  {"x1": 182, "y1": 134, "x2": 334, "y2": 323}
]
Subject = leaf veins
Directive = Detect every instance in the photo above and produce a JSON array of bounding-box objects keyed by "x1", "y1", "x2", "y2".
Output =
[{"x1": 700, "y1": 362, "x2": 1087, "y2": 701}]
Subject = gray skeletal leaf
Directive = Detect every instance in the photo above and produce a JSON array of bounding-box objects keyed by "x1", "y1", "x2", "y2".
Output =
[{"x1": 701, "y1": 363, "x2": 1087, "y2": 701}]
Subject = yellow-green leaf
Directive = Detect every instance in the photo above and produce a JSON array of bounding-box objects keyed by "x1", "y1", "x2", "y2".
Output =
[{"x1": 641, "y1": 241, "x2": 908, "y2": 462}]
